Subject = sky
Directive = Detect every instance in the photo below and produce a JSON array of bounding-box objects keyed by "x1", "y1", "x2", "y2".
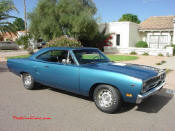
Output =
[{"x1": 11, "y1": 0, "x2": 175, "y2": 23}]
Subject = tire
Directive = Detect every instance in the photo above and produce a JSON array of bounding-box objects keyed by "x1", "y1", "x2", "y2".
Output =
[
  {"x1": 22, "y1": 73, "x2": 35, "y2": 90},
  {"x1": 93, "y1": 84, "x2": 121, "y2": 114}
]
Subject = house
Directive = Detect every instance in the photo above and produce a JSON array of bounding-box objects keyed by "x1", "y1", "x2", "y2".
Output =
[
  {"x1": 0, "y1": 31, "x2": 27, "y2": 42},
  {"x1": 102, "y1": 15, "x2": 175, "y2": 56},
  {"x1": 0, "y1": 32, "x2": 17, "y2": 41},
  {"x1": 139, "y1": 16, "x2": 175, "y2": 48},
  {"x1": 99, "y1": 22, "x2": 140, "y2": 48}
]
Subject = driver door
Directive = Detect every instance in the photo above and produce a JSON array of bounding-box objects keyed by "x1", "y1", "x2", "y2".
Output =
[{"x1": 34, "y1": 50, "x2": 80, "y2": 93}]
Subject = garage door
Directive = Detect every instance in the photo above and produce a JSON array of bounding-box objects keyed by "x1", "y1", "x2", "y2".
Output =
[{"x1": 149, "y1": 35, "x2": 168, "y2": 48}]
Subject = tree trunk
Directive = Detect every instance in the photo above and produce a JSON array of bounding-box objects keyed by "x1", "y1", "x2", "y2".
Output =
[{"x1": 23, "y1": 0, "x2": 27, "y2": 34}]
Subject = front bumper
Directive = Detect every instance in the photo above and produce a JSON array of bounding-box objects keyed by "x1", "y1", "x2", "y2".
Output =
[{"x1": 136, "y1": 82, "x2": 165, "y2": 104}]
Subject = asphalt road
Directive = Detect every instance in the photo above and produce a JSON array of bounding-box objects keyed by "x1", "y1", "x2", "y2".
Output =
[{"x1": 0, "y1": 62, "x2": 175, "y2": 131}]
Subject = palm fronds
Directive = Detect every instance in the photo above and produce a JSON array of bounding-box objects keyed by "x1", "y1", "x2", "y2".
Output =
[{"x1": 0, "y1": 0, "x2": 18, "y2": 35}]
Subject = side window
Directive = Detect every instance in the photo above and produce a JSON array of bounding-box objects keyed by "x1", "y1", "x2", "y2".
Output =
[
  {"x1": 37, "y1": 51, "x2": 51, "y2": 62},
  {"x1": 37, "y1": 50, "x2": 75, "y2": 65},
  {"x1": 37, "y1": 50, "x2": 68, "y2": 63}
]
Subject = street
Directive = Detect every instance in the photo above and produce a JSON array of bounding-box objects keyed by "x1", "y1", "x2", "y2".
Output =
[{"x1": 0, "y1": 62, "x2": 175, "y2": 131}]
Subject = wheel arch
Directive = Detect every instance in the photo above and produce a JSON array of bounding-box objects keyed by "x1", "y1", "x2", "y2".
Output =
[
  {"x1": 20, "y1": 71, "x2": 29, "y2": 75},
  {"x1": 89, "y1": 83, "x2": 122, "y2": 99},
  {"x1": 20, "y1": 71, "x2": 30, "y2": 77}
]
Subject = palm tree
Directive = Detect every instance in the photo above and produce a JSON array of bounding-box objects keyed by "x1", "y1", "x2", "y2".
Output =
[
  {"x1": 23, "y1": 0, "x2": 27, "y2": 34},
  {"x1": 0, "y1": 0, "x2": 18, "y2": 34}
]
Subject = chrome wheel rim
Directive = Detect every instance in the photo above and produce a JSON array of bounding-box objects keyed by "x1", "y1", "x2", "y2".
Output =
[
  {"x1": 98, "y1": 89, "x2": 113, "y2": 108},
  {"x1": 24, "y1": 75, "x2": 32, "y2": 87}
]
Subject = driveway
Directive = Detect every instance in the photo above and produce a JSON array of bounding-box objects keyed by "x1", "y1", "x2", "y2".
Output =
[{"x1": 0, "y1": 62, "x2": 175, "y2": 131}]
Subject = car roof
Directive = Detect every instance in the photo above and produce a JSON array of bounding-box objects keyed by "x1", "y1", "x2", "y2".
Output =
[
  {"x1": 43, "y1": 47, "x2": 97, "y2": 50},
  {"x1": 29, "y1": 47, "x2": 98, "y2": 59}
]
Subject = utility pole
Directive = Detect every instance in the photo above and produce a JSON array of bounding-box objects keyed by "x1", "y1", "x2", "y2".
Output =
[{"x1": 23, "y1": 0, "x2": 27, "y2": 34}]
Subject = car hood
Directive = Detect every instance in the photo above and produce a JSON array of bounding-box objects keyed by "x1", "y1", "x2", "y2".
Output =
[{"x1": 82, "y1": 62, "x2": 160, "y2": 81}]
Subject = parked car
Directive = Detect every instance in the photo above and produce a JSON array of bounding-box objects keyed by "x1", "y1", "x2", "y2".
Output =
[
  {"x1": 0, "y1": 42, "x2": 19, "y2": 50},
  {"x1": 7, "y1": 47, "x2": 166, "y2": 113},
  {"x1": 36, "y1": 39, "x2": 46, "y2": 49}
]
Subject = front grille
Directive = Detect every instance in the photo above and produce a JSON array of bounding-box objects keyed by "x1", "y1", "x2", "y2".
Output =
[{"x1": 143, "y1": 73, "x2": 165, "y2": 93}]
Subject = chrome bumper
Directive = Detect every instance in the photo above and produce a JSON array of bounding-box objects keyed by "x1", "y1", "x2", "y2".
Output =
[{"x1": 136, "y1": 82, "x2": 165, "y2": 104}]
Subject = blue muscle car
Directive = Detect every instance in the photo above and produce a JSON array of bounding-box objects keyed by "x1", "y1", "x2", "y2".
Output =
[{"x1": 7, "y1": 47, "x2": 166, "y2": 113}]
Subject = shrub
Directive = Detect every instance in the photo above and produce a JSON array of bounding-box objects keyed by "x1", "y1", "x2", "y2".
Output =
[
  {"x1": 158, "y1": 53, "x2": 163, "y2": 56},
  {"x1": 162, "y1": 60, "x2": 166, "y2": 64},
  {"x1": 156, "y1": 62, "x2": 161, "y2": 65},
  {"x1": 130, "y1": 51, "x2": 137, "y2": 55},
  {"x1": 79, "y1": 24, "x2": 112, "y2": 51},
  {"x1": 135, "y1": 41, "x2": 148, "y2": 48},
  {"x1": 142, "y1": 52, "x2": 149, "y2": 56},
  {"x1": 164, "y1": 44, "x2": 175, "y2": 56},
  {"x1": 46, "y1": 36, "x2": 81, "y2": 47},
  {"x1": 15, "y1": 35, "x2": 31, "y2": 49},
  {"x1": 156, "y1": 60, "x2": 166, "y2": 65},
  {"x1": 80, "y1": 33, "x2": 112, "y2": 51},
  {"x1": 170, "y1": 44, "x2": 175, "y2": 56}
]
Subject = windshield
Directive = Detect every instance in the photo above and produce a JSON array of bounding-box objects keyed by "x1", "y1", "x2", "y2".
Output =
[{"x1": 73, "y1": 49, "x2": 110, "y2": 64}]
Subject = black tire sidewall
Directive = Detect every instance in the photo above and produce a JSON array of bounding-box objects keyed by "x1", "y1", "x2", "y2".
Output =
[{"x1": 93, "y1": 84, "x2": 121, "y2": 114}]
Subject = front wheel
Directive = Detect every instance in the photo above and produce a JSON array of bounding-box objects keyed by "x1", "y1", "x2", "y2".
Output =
[
  {"x1": 22, "y1": 73, "x2": 35, "y2": 90},
  {"x1": 93, "y1": 84, "x2": 121, "y2": 114}
]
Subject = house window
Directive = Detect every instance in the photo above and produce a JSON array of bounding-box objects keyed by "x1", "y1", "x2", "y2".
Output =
[{"x1": 116, "y1": 34, "x2": 120, "y2": 46}]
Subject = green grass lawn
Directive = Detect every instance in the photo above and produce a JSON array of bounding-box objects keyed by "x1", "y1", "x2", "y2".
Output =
[
  {"x1": 7, "y1": 54, "x2": 138, "y2": 62},
  {"x1": 7, "y1": 55, "x2": 30, "y2": 59},
  {"x1": 106, "y1": 55, "x2": 138, "y2": 61}
]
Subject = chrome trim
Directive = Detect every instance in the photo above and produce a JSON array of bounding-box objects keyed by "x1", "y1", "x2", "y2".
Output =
[
  {"x1": 143, "y1": 70, "x2": 165, "y2": 83},
  {"x1": 136, "y1": 82, "x2": 165, "y2": 104},
  {"x1": 141, "y1": 70, "x2": 166, "y2": 93}
]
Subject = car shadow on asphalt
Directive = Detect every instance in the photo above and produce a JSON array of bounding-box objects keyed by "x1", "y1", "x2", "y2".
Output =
[
  {"x1": 34, "y1": 85, "x2": 92, "y2": 101},
  {"x1": 33, "y1": 85, "x2": 174, "y2": 114},
  {"x1": 116, "y1": 88, "x2": 174, "y2": 114},
  {"x1": 135, "y1": 88, "x2": 174, "y2": 113},
  {"x1": 49, "y1": 88, "x2": 92, "y2": 101},
  {"x1": 32, "y1": 84, "x2": 49, "y2": 90}
]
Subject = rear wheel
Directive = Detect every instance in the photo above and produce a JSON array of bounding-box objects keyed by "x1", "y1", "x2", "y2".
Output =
[
  {"x1": 22, "y1": 73, "x2": 35, "y2": 90},
  {"x1": 93, "y1": 84, "x2": 121, "y2": 114}
]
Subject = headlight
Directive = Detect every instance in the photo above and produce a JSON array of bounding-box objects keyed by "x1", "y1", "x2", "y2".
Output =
[{"x1": 141, "y1": 82, "x2": 147, "y2": 94}]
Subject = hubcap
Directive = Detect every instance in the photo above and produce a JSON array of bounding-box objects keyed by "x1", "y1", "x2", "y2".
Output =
[
  {"x1": 98, "y1": 89, "x2": 113, "y2": 108},
  {"x1": 24, "y1": 75, "x2": 32, "y2": 87}
]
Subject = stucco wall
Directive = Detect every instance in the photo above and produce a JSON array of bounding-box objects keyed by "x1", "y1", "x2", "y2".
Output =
[
  {"x1": 99, "y1": 22, "x2": 141, "y2": 48},
  {"x1": 108, "y1": 22, "x2": 130, "y2": 47},
  {"x1": 129, "y1": 23, "x2": 141, "y2": 47}
]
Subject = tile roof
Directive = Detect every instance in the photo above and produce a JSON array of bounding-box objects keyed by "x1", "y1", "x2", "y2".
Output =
[
  {"x1": 1, "y1": 32, "x2": 17, "y2": 38},
  {"x1": 139, "y1": 16, "x2": 175, "y2": 30}
]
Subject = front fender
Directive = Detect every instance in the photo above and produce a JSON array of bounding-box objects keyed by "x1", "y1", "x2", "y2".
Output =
[{"x1": 79, "y1": 67, "x2": 142, "y2": 103}]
